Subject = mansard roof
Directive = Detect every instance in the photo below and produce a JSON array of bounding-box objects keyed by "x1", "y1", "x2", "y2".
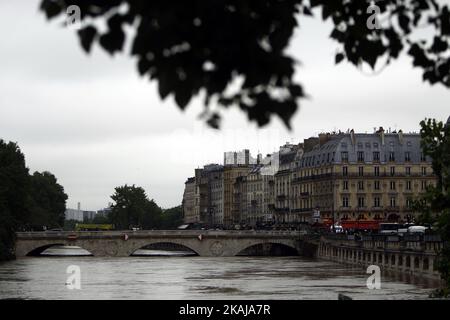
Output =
[{"x1": 300, "y1": 132, "x2": 427, "y2": 167}]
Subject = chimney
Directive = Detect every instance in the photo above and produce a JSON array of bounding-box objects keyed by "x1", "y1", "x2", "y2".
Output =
[
  {"x1": 319, "y1": 133, "x2": 331, "y2": 146},
  {"x1": 257, "y1": 153, "x2": 262, "y2": 164},
  {"x1": 378, "y1": 127, "x2": 385, "y2": 145},
  {"x1": 350, "y1": 129, "x2": 356, "y2": 146},
  {"x1": 77, "y1": 202, "x2": 81, "y2": 211},
  {"x1": 303, "y1": 137, "x2": 320, "y2": 152},
  {"x1": 398, "y1": 129, "x2": 404, "y2": 145}
]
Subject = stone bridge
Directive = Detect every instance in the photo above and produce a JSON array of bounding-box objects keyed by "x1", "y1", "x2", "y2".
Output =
[{"x1": 15, "y1": 230, "x2": 318, "y2": 257}]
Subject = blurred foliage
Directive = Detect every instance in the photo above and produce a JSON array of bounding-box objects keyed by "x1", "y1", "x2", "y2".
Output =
[{"x1": 40, "y1": 0, "x2": 450, "y2": 128}]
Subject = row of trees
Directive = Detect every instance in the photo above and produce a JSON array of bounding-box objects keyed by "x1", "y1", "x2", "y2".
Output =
[{"x1": 0, "y1": 140, "x2": 68, "y2": 261}]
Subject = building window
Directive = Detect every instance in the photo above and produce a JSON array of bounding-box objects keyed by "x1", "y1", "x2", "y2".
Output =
[
  {"x1": 342, "y1": 197, "x2": 349, "y2": 208},
  {"x1": 343, "y1": 181, "x2": 349, "y2": 191},
  {"x1": 405, "y1": 152, "x2": 411, "y2": 162},
  {"x1": 406, "y1": 181, "x2": 412, "y2": 191},
  {"x1": 358, "y1": 166, "x2": 364, "y2": 176},
  {"x1": 373, "y1": 151, "x2": 380, "y2": 161},
  {"x1": 374, "y1": 166, "x2": 380, "y2": 177},
  {"x1": 341, "y1": 152, "x2": 348, "y2": 161},
  {"x1": 406, "y1": 198, "x2": 413, "y2": 208},
  {"x1": 420, "y1": 152, "x2": 426, "y2": 162},
  {"x1": 374, "y1": 180, "x2": 380, "y2": 190},
  {"x1": 389, "y1": 152, "x2": 395, "y2": 161},
  {"x1": 390, "y1": 197, "x2": 396, "y2": 208},
  {"x1": 390, "y1": 181, "x2": 396, "y2": 190},
  {"x1": 358, "y1": 181, "x2": 364, "y2": 190},
  {"x1": 374, "y1": 197, "x2": 381, "y2": 207},
  {"x1": 390, "y1": 167, "x2": 395, "y2": 176},
  {"x1": 421, "y1": 180, "x2": 427, "y2": 190},
  {"x1": 422, "y1": 167, "x2": 427, "y2": 176},
  {"x1": 343, "y1": 166, "x2": 348, "y2": 176},
  {"x1": 357, "y1": 151, "x2": 364, "y2": 162},
  {"x1": 406, "y1": 167, "x2": 411, "y2": 176},
  {"x1": 358, "y1": 197, "x2": 365, "y2": 208}
]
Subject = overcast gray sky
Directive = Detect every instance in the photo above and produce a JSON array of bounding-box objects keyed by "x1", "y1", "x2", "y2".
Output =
[{"x1": 1, "y1": 1, "x2": 449, "y2": 210}]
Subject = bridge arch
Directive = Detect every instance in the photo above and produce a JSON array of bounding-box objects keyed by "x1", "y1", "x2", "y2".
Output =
[
  {"x1": 236, "y1": 242, "x2": 299, "y2": 256},
  {"x1": 25, "y1": 243, "x2": 93, "y2": 256},
  {"x1": 126, "y1": 239, "x2": 201, "y2": 256},
  {"x1": 130, "y1": 241, "x2": 199, "y2": 256}
]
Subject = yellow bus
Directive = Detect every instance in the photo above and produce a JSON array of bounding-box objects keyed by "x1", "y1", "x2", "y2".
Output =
[{"x1": 75, "y1": 224, "x2": 114, "y2": 231}]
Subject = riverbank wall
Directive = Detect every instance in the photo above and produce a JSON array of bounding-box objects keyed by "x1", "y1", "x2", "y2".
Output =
[{"x1": 317, "y1": 234, "x2": 443, "y2": 280}]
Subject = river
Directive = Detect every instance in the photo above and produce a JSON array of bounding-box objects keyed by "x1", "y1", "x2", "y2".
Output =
[{"x1": 0, "y1": 247, "x2": 440, "y2": 300}]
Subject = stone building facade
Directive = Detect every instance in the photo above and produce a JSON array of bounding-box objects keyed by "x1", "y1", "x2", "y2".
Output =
[{"x1": 291, "y1": 129, "x2": 437, "y2": 228}]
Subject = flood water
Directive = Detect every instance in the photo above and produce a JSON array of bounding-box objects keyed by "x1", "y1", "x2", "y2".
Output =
[{"x1": 0, "y1": 247, "x2": 440, "y2": 300}]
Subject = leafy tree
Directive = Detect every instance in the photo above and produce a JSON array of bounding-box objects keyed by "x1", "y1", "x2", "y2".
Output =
[
  {"x1": 90, "y1": 214, "x2": 112, "y2": 224},
  {"x1": 1, "y1": 140, "x2": 69, "y2": 260},
  {"x1": 109, "y1": 184, "x2": 162, "y2": 229},
  {"x1": 416, "y1": 117, "x2": 450, "y2": 296},
  {"x1": 160, "y1": 205, "x2": 183, "y2": 229},
  {"x1": 40, "y1": 0, "x2": 450, "y2": 128},
  {"x1": 63, "y1": 219, "x2": 78, "y2": 231},
  {"x1": 27, "y1": 171, "x2": 68, "y2": 229},
  {"x1": 0, "y1": 140, "x2": 30, "y2": 260}
]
